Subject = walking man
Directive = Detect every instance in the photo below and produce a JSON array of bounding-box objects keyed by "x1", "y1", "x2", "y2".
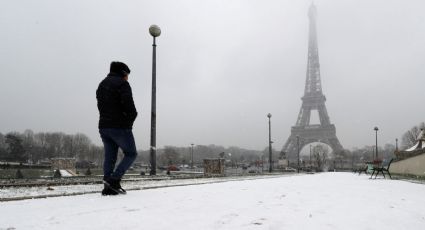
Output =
[{"x1": 96, "y1": 61, "x2": 138, "y2": 195}]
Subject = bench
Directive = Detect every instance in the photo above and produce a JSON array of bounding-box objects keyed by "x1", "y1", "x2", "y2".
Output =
[
  {"x1": 370, "y1": 159, "x2": 393, "y2": 179},
  {"x1": 357, "y1": 165, "x2": 368, "y2": 175}
]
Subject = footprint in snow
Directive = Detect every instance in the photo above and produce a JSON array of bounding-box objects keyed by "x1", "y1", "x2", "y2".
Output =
[
  {"x1": 126, "y1": 208, "x2": 140, "y2": 212},
  {"x1": 213, "y1": 213, "x2": 239, "y2": 227},
  {"x1": 251, "y1": 218, "x2": 267, "y2": 225}
]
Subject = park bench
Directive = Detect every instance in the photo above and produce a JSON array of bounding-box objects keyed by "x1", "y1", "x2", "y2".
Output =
[
  {"x1": 357, "y1": 165, "x2": 368, "y2": 175},
  {"x1": 357, "y1": 160, "x2": 379, "y2": 175},
  {"x1": 370, "y1": 159, "x2": 393, "y2": 179}
]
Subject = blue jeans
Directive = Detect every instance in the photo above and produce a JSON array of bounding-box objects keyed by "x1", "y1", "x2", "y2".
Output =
[{"x1": 99, "y1": 128, "x2": 137, "y2": 179}]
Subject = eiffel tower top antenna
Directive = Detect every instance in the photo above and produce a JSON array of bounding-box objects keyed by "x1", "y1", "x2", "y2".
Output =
[
  {"x1": 309, "y1": 2, "x2": 317, "y2": 19},
  {"x1": 305, "y1": 1, "x2": 321, "y2": 97}
]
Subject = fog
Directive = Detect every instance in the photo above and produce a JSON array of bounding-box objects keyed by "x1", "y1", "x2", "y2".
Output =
[{"x1": 0, "y1": 0, "x2": 424, "y2": 151}]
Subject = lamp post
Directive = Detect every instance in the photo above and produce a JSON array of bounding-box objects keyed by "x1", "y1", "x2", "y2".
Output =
[
  {"x1": 296, "y1": 135, "x2": 300, "y2": 173},
  {"x1": 261, "y1": 155, "x2": 264, "y2": 173},
  {"x1": 149, "y1": 24, "x2": 161, "y2": 175},
  {"x1": 395, "y1": 138, "x2": 399, "y2": 151},
  {"x1": 309, "y1": 144, "x2": 312, "y2": 167},
  {"x1": 374, "y1": 126, "x2": 379, "y2": 160},
  {"x1": 267, "y1": 113, "x2": 272, "y2": 173},
  {"x1": 190, "y1": 143, "x2": 194, "y2": 169}
]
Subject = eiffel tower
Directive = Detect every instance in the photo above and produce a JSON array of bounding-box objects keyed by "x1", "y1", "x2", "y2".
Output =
[{"x1": 282, "y1": 4, "x2": 343, "y2": 162}]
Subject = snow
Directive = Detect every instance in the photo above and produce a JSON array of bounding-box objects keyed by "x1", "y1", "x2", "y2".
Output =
[
  {"x1": 0, "y1": 175, "x2": 284, "y2": 200},
  {"x1": 59, "y1": 170, "x2": 73, "y2": 177},
  {"x1": 405, "y1": 141, "x2": 420, "y2": 151},
  {"x1": 1, "y1": 173, "x2": 425, "y2": 230}
]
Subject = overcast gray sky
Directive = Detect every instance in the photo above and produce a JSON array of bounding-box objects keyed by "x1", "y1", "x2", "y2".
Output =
[{"x1": 0, "y1": 0, "x2": 424, "y2": 151}]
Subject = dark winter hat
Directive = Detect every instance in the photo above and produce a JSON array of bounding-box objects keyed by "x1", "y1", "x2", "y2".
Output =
[{"x1": 110, "y1": 61, "x2": 131, "y2": 76}]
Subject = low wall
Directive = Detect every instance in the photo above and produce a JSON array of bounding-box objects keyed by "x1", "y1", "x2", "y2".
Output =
[
  {"x1": 51, "y1": 158, "x2": 76, "y2": 172},
  {"x1": 390, "y1": 153, "x2": 425, "y2": 177}
]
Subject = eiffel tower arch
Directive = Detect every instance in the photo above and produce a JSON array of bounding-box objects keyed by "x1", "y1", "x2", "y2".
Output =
[{"x1": 282, "y1": 4, "x2": 343, "y2": 162}]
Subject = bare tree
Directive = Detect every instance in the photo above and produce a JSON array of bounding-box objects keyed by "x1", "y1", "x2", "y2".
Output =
[
  {"x1": 22, "y1": 129, "x2": 36, "y2": 163},
  {"x1": 73, "y1": 133, "x2": 91, "y2": 160},
  {"x1": 44, "y1": 132, "x2": 66, "y2": 158},
  {"x1": 159, "y1": 146, "x2": 180, "y2": 166},
  {"x1": 401, "y1": 122, "x2": 425, "y2": 149},
  {"x1": 312, "y1": 144, "x2": 329, "y2": 172},
  {"x1": 87, "y1": 145, "x2": 104, "y2": 167},
  {"x1": 5, "y1": 132, "x2": 25, "y2": 162},
  {"x1": 34, "y1": 132, "x2": 49, "y2": 161},
  {"x1": 382, "y1": 144, "x2": 396, "y2": 161},
  {"x1": 0, "y1": 132, "x2": 7, "y2": 160}
]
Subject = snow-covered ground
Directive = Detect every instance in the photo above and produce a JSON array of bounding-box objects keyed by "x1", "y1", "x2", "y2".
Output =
[
  {"x1": 0, "y1": 175, "x2": 286, "y2": 200},
  {"x1": 1, "y1": 172, "x2": 425, "y2": 230}
]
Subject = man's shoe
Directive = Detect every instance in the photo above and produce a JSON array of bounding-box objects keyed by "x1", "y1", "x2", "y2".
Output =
[
  {"x1": 101, "y1": 184, "x2": 119, "y2": 196},
  {"x1": 104, "y1": 177, "x2": 126, "y2": 195}
]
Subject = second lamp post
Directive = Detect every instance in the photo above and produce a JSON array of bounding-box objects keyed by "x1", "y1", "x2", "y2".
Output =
[
  {"x1": 296, "y1": 135, "x2": 300, "y2": 173},
  {"x1": 267, "y1": 113, "x2": 273, "y2": 173},
  {"x1": 190, "y1": 143, "x2": 194, "y2": 169},
  {"x1": 149, "y1": 25, "x2": 161, "y2": 175},
  {"x1": 374, "y1": 126, "x2": 379, "y2": 160}
]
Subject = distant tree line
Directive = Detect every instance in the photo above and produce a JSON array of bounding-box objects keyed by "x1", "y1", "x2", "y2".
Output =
[
  {"x1": 136, "y1": 145, "x2": 264, "y2": 167},
  {"x1": 0, "y1": 130, "x2": 103, "y2": 165},
  {"x1": 350, "y1": 144, "x2": 396, "y2": 163},
  {"x1": 0, "y1": 130, "x2": 266, "y2": 168},
  {"x1": 1, "y1": 122, "x2": 423, "y2": 168}
]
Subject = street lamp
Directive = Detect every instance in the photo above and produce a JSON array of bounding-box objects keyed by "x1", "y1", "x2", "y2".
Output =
[
  {"x1": 309, "y1": 144, "x2": 312, "y2": 166},
  {"x1": 190, "y1": 143, "x2": 194, "y2": 169},
  {"x1": 267, "y1": 113, "x2": 272, "y2": 173},
  {"x1": 374, "y1": 126, "x2": 379, "y2": 160},
  {"x1": 261, "y1": 155, "x2": 264, "y2": 173},
  {"x1": 149, "y1": 24, "x2": 161, "y2": 175},
  {"x1": 395, "y1": 138, "x2": 399, "y2": 151},
  {"x1": 296, "y1": 135, "x2": 300, "y2": 173}
]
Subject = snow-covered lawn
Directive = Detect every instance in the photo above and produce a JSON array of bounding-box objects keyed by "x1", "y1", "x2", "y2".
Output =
[{"x1": 1, "y1": 172, "x2": 425, "y2": 230}]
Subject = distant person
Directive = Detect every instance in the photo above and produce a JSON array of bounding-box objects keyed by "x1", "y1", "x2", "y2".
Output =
[{"x1": 96, "y1": 61, "x2": 138, "y2": 195}]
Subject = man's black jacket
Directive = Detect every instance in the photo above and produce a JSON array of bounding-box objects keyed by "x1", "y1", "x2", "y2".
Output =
[{"x1": 96, "y1": 73, "x2": 138, "y2": 129}]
